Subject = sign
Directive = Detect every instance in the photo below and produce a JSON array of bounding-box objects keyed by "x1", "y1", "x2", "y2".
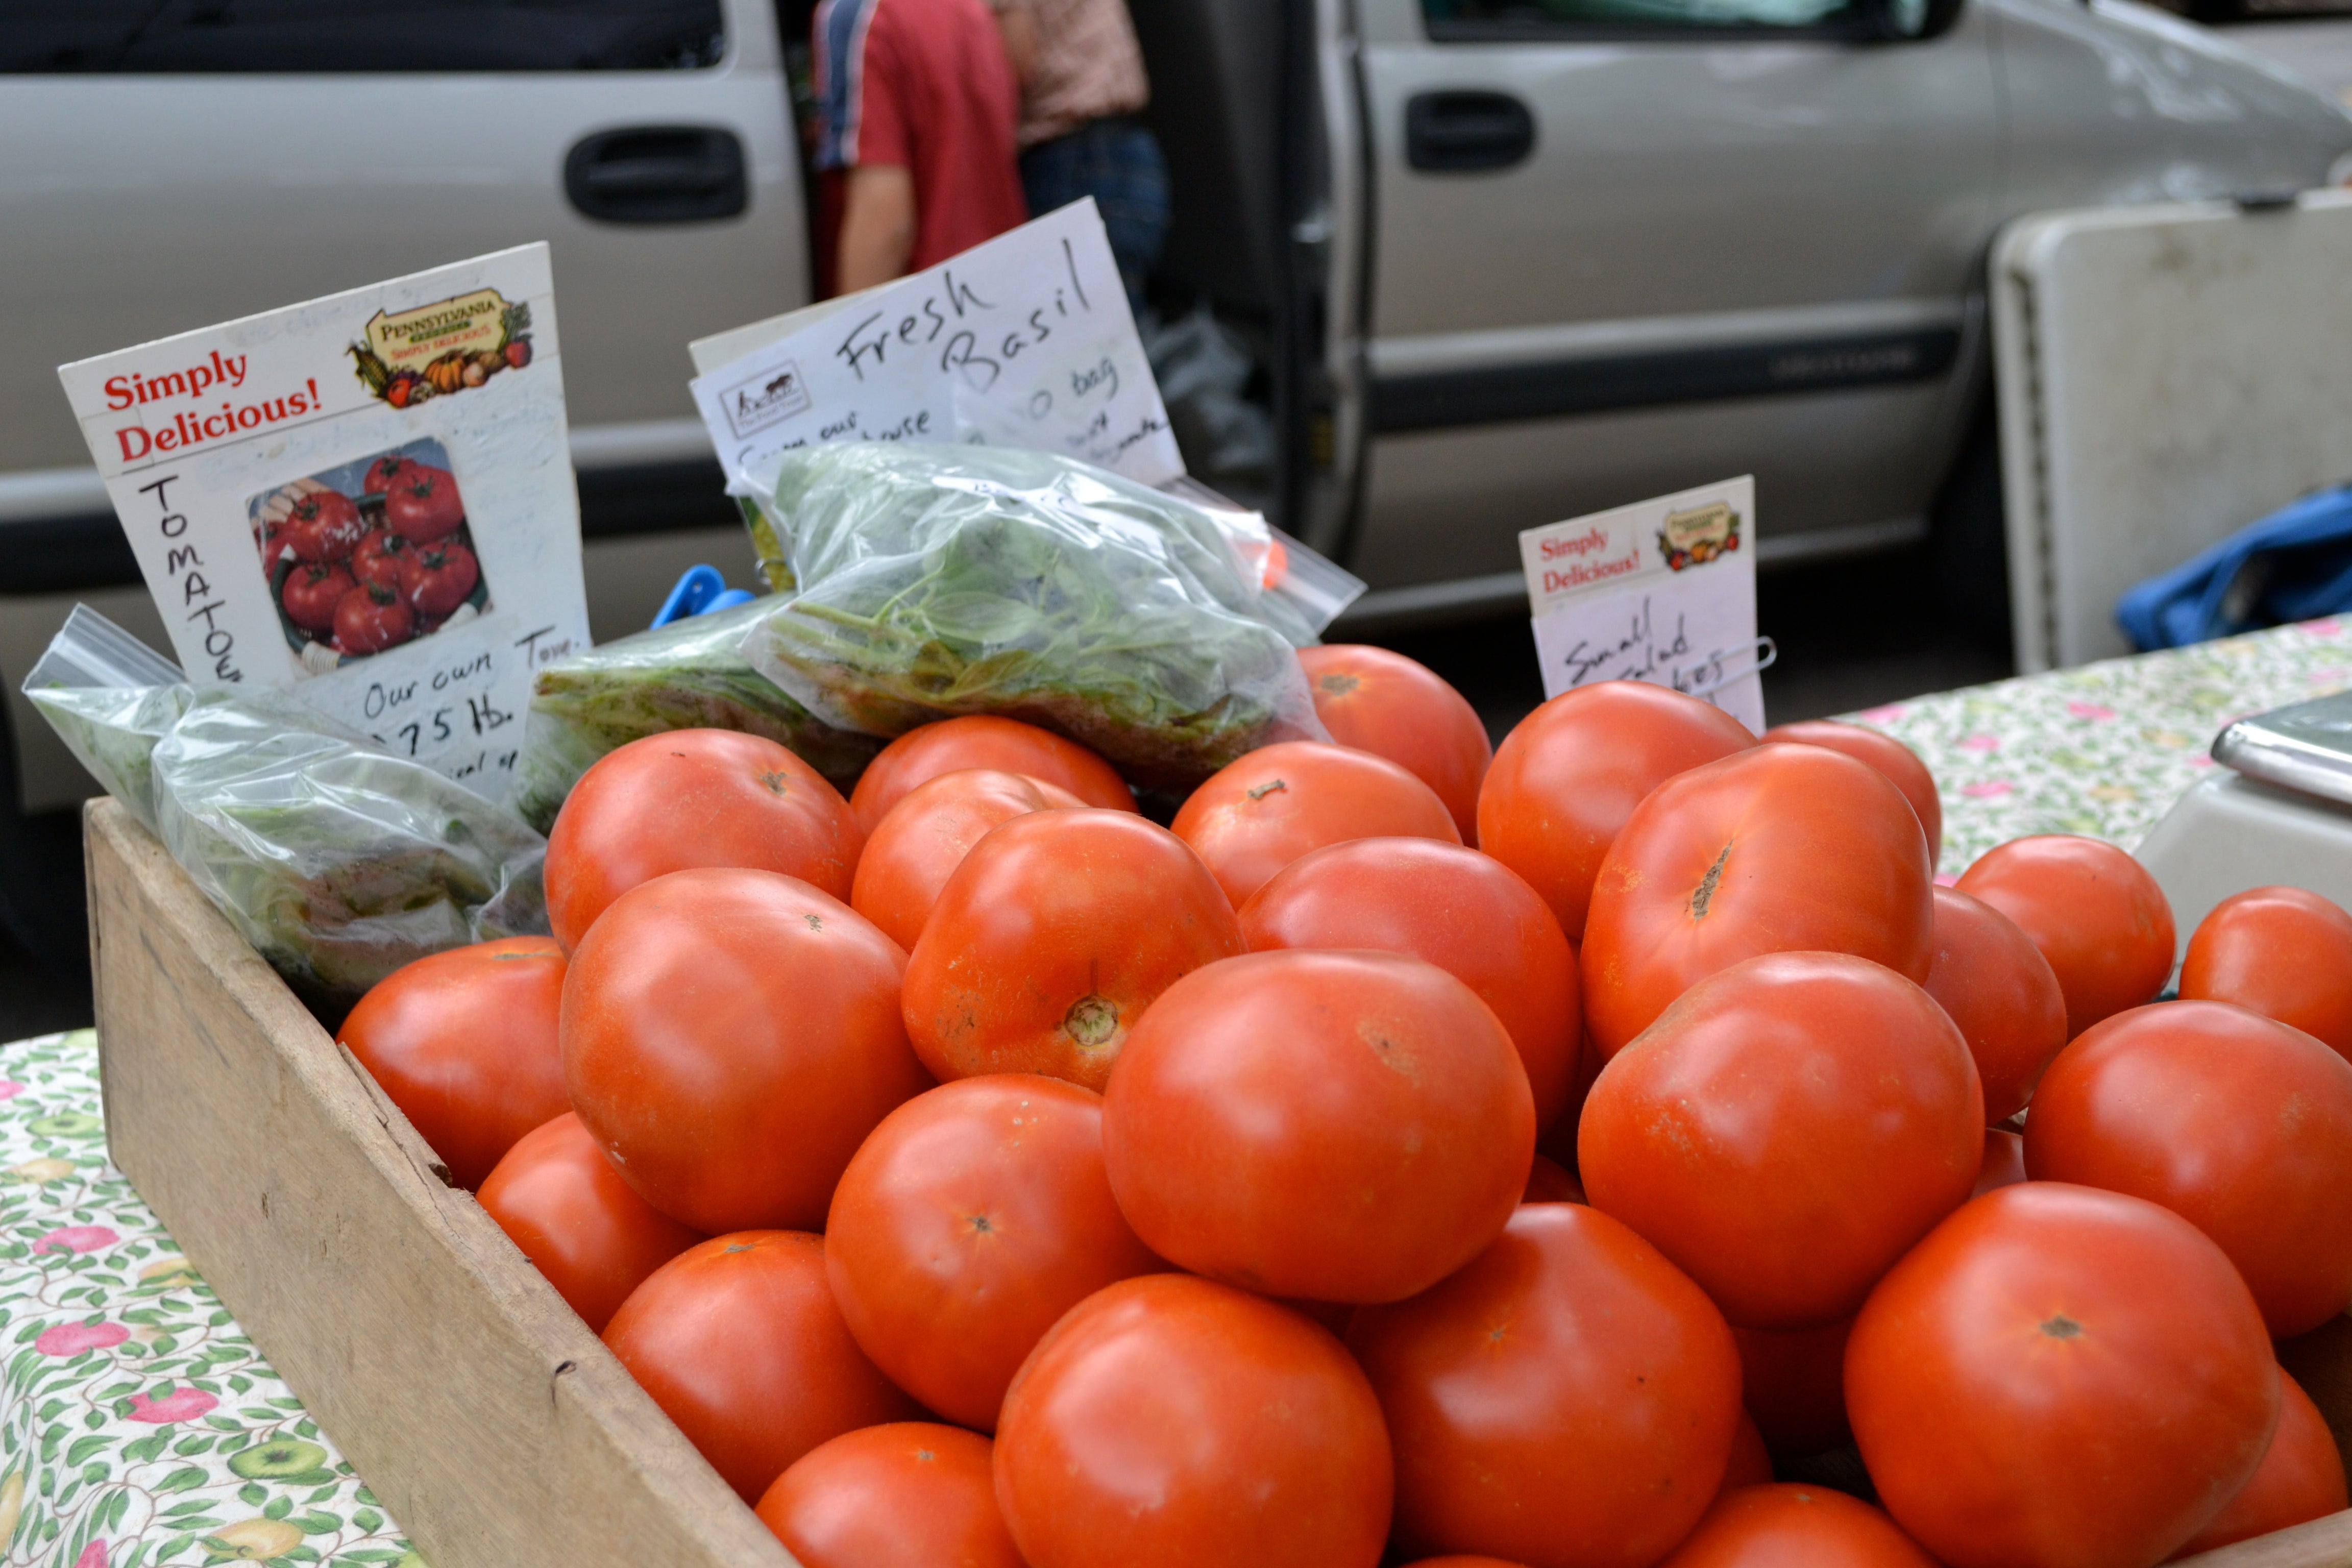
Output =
[
  {"x1": 689, "y1": 199, "x2": 1183, "y2": 494},
  {"x1": 1518, "y1": 476, "x2": 1769, "y2": 733},
  {"x1": 55, "y1": 244, "x2": 591, "y2": 801}
]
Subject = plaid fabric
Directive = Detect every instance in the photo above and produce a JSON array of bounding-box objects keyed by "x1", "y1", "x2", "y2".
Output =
[{"x1": 1021, "y1": 118, "x2": 1171, "y2": 306}]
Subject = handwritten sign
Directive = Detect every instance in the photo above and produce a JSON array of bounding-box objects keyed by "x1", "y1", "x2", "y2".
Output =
[
  {"x1": 689, "y1": 199, "x2": 1183, "y2": 493},
  {"x1": 55, "y1": 245, "x2": 591, "y2": 802},
  {"x1": 1518, "y1": 476, "x2": 1767, "y2": 733}
]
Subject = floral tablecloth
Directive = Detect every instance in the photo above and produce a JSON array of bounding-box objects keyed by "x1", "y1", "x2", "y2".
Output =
[{"x1": 4, "y1": 615, "x2": 2349, "y2": 1565}]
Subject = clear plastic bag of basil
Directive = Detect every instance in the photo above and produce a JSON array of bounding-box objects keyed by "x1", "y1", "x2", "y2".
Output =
[
  {"x1": 24, "y1": 605, "x2": 546, "y2": 1022},
  {"x1": 735, "y1": 443, "x2": 1352, "y2": 792}
]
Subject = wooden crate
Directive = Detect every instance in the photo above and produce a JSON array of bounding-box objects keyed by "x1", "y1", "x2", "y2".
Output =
[{"x1": 81, "y1": 798, "x2": 2352, "y2": 1568}]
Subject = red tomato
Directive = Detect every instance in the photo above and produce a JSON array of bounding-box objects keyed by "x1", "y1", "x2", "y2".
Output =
[
  {"x1": 1298, "y1": 644, "x2": 1492, "y2": 842},
  {"x1": 1579, "y1": 951, "x2": 1981, "y2": 1328},
  {"x1": 1846, "y1": 1183, "x2": 2278, "y2": 1568},
  {"x1": 603, "y1": 1231, "x2": 919, "y2": 1503},
  {"x1": 2171, "y1": 1368, "x2": 2347, "y2": 1558},
  {"x1": 1238, "y1": 837, "x2": 1581, "y2": 1132},
  {"x1": 2180, "y1": 886, "x2": 2352, "y2": 1065},
  {"x1": 825, "y1": 1075, "x2": 1161, "y2": 1430},
  {"x1": 544, "y1": 729, "x2": 862, "y2": 953},
  {"x1": 561, "y1": 868, "x2": 931, "y2": 1233},
  {"x1": 1103, "y1": 949, "x2": 1534, "y2": 1304},
  {"x1": 349, "y1": 529, "x2": 409, "y2": 592},
  {"x1": 284, "y1": 489, "x2": 365, "y2": 561},
  {"x1": 1731, "y1": 1316, "x2": 1853, "y2": 1459},
  {"x1": 337, "y1": 937, "x2": 569, "y2": 1190},
  {"x1": 333, "y1": 582, "x2": 414, "y2": 654},
  {"x1": 1921, "y1": 885, "x2": 2069, "y2": 1123},
  {"x1": 2023, "y1": 1000, "x2": 2352, "y2": 1336},
  {"x1": 1523, "y1": 1153, "x2": 1585, "y2": 1204},
  {"x1": 361, "y1": 453, "x2": 420, "y2": 495},
  {"x1": 1580, "y1": 744, "x2": 1934, "y2": 1060},
  {"x1": 901, "y1": 810, "x2": 1244, "y2": 1090},
  {"x1": 1954, "y1": 836, "x2": 2175, "y2": 1039},
  {"x1": 1760, "y1": 720, "x2": 1942, "y2": 869},
  {"x1": 1721, "y1": 1413, "x2": 1774, "y2": 1493},
  {"x1": 1172, "y1": 740, "x2": 1461, "y2": 905},
  {"x1": 1399, "y1": 1561, "x2": 1534, "y2": 1568},
  {"x1": 850, "y1": 715, "x2": 1135, "y2": 833},
  {"x1": 1477, "y1": 681, "x2": 1755, "y2": 942},
  {"x1": 398, "y1": 540, "x2": 478, "y2": 618},
  {"x1": 476, "y1": 1111, "x2": 703, "y2": 1333},
  {"x1": 1348, "y1": 1203, "x2": 1743, "y2": 1568},
  {"x1": 849, "y1": 768, "x2": 1085, "y2": 951},
  {"x1": 384, "y1": 463, "x2": 465, "y2": 541},
  {"x1": 995, "y1": 1274, "x2": 1394, "y2": 1568},
  {"x1": 1657, "y1": 1485, "x2": 1940, "y2": 1568},
  {"x1": 755, "y1": 1423, "x2": 1025, "y2": 1568},
  {"x1": 1974, "y1": 1128, "x2": 2026, "y2": 1197},
  {"x1": 280, "y1": 561, "x2": 354, "y2": 632}
]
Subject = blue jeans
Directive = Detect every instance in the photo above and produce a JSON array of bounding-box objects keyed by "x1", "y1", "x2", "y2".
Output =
[{"x1": 1020, "y1": 117, "x2": 1171, "y2": 311}]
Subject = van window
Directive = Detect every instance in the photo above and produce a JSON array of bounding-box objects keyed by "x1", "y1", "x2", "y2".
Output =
[
  {"x1": 5, "y1": 0, "x2": 726, "y2": 74},
  {"x1": 1423, "y1": 0, "x2": 1884, "y2": 35}
]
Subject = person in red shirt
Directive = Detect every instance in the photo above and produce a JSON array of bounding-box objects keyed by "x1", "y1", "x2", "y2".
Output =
[{"x1": 811, "y1": 0, "x2": 1029, "y2": 297}]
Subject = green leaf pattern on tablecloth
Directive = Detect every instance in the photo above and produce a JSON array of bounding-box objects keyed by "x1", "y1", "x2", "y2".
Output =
[{"x1": 0, "y1": 1031, "x2": 420, "y2": 1568}]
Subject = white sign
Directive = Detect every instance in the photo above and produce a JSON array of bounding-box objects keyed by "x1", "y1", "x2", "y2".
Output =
[
  {"x1": 689, "y1": 199, "x2": 1183, "y2": 493},
  {"x1": 56, "y1": 244, "x2": 591, "y2": 801},
  {"x1": 1518, "y1": 476, "x2": 1767, "y2": 734}
]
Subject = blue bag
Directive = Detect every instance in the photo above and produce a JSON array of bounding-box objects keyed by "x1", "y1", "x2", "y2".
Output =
[{"x1": 2117, "y1": 484, "x2": 2352, "y2": 652}]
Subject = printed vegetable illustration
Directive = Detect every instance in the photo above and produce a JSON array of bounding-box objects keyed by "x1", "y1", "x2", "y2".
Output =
[
  {"x1": 284, "y1": 491, "x2": 366, "y2": 562},
  {"x1": 400, "y1": 540, "x2": 479, "y2": 618},
  {"x1": 363, "y1": 454, "x2": 419, "y2": 495},
  {"x1": 335, "y1": 582, "x2": 416, "y2": 654},
  {"x1": 385, "y1": 465, "x2": 464, "y2": 541},
  {"x1": 352, "y1": 528, "x2": 410, "y2": 591},
  {"x1": 282, "y1": 561, "x2": 356, "y2": 632}
]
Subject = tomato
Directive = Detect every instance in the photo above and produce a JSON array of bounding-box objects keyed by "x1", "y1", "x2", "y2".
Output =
[
  {"x1": 2180, "y1": 886, "x2": 2352, "y2": 1064},
  {"x1": 1524, "y1": 1153, "x2": 1585, "y2": 1204},
  {"x1": 545, "y1": 729, "x2": 862, "y2": 953},
  {"x1": 1238, "y1": 837, "x2": 1581, "y2": 1132},
  {"x1": 849, "y1": 769, "x2": 1084, "y2": 951},
  {"x1": 349, "y1": 529, "x2": 409, "y2": 592},
  {"x1": 755, "y1": 1423, "x2": 1025, "y2": 1568},
  {"x1": 1348, "y1": 1203, "x2": 1742, "y2": 1568},
  {"x1": 1477, "y1": 681, "x2": 1755, "y2": 942},
  {"x1": 850, "y1": 715, "x2": 1135, "y2": 833},
  {"x1": 1172, "y1": 740, "x2": 1461, "y2": 905},
  {"x1": 1731, "y1": 1316, "x2": 1853, "y2": 1459},
  {"x1": 336, "y1": 937, "x2": 569, "y2": 1190},
  {"x1": 1722, "y1": 1413, "x2": 1774, "y2": 1493},
  {"x1": 384, "y1": 463, "x2": 465, "y2": 541},
  {"x1": 1953, "y1": 835, "x2": 2175, "y2": 1039},
  {"x1": 1974, "y1": 1128, "x2": 2026, "y2": 1196},
  {"x1": 901, "y1": 809, "x2": 1244, "y2": 1090},
  {"x1": 1104, "y1": 949, "x2": 1534, "y2": 1303},
  {"x1": 824, "y1": 1075, "x2": 1161, "y2": 1430},
  {"x1": 1580, "y1": 744, "x2": 1934, "y2": 1060},
  {"x1": 476, "y1": 1112, "x2": 703, "y2": 1333},
  {"x1": 995, "y1": 1274, "x2": 1393, "y2": 1568},
  {"x1": 280, "y1": 561, "x2": 354, "y2": 633},
  {"x1": 1760, "y1": 720, "x2": 1942, "y2": 869},
  {"x1": 333, "y1": 582, "x2": 414, "y2": 654},
  {"x1": 603, "y1": 1231, "x2": 920, "y2": 1503},
  {"x1": 284, "y1": 489, "x2": 366, "y2": 561},
  {"x1": 2023, "y1": 1000, "x2": 2352, "y2": 1337},
  {"x1": 562, "y1": 868, "x2": 931, "y2": 1233},
  {"x1": 1922, "y1": 885, "x2": 2069, "y2": 1124},
  {"x1": 1656, "y1": 1485, "x2": 1940, "y2": 1568},
  {"x1": 361, "y1": 453, "x2": 420, "y2": 495},
  {"x1": 1845, "y1": 1183, "x2": 2278, "y2": 1568},
  {"x1": 399, "y1": 540, "x2": 478, "y2": 618},
  {"x1": 2171, "y1": 1368, "x2": 2347, "y2": 1558},
  {"x1": 1579, "y1": 951, "x2": 1981, "y2": 1328},
  {"x1": 1298, "y1": 644, "x2": 1492, "y2": 842},
  {"x1": 1399, "y1": 1561, "x2": 1535, "y2": 1568}
]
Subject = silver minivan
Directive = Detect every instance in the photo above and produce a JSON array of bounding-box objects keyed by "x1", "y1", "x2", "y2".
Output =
[{"x1": 1, "y1": 0, "x2": 2348, "y2": 960}]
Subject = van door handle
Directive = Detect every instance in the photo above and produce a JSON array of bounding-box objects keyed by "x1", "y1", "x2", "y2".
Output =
[
  {"x1": 565, "y1": 127, "x2": 748, "y2": 223},
  {"x1": 1405, "y1": 92, "x2": 1536, "y2": 173}
]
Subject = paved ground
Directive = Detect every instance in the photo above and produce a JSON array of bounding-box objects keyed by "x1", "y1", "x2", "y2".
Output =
[{"x1": 0, "y1": 545, "x2": 2009, "y2": 1041}]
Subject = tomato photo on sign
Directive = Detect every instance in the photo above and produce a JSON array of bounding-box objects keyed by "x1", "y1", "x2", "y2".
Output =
[
  {"x1": 1172, "y1": 740, "x2": 1460, "y2": 906},
  {"x1": 399, "y1": 540, "x2": 479, "y2": 618},
  {"x1": 2179, "y1": 886, "x2": 2352, "y2": 1064},
  {"x1": 350, "y1": 529, "x2": 409, "y2": 592},
  {"x1": 1297, "y1": 644, "x2": 1492, "y2": 842},
  {"x1": 385, "y1": 463, "x2": 465, "y2": 541},
  {"x1": 333, "y1": 582, "x2": 415, "y2": 654},
  {"x1": 756, "y1": 1424, "x2": 1027, "y2": 1568},
  {"x1": 283, "y1": 489, "x2": 366, "y2": 561},
  {"x1": 1954, "y1": 835, "x2": 2174, "y2": 1039},
  {"x1": 280, "y1": 561, "x2": 354, "y2": 633},
  {"x1": 849, "y1": 715, "x2": 1135, "y2": 832},
  {"x1": 476, "y1": 1112, "x2": 703, "y2": 1334},
  {"x1": 362, "y1": 452, "x2": 420, "y2": 494}
]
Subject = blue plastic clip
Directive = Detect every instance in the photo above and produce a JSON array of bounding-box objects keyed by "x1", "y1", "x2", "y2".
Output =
[{"x1": 651, "y1": 566, "x2": 755, "y2": 629}]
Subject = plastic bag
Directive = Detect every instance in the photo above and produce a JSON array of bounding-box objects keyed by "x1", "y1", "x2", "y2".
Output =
[
  {"x1": 512, "y1": 596, "x2": 883, "y2": 832},
  {"x1": 736, "y1": 443, "x2": 1331, "y2": 790},
  {"x1": 23, "y1": 605, "x2": 547, "y2": 1019}
]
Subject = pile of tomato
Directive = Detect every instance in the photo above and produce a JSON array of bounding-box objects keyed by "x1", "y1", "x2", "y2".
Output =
[
  {"x1": 335, "y1": 646, "x2": 2352, "y2": 1568},
  {"x1": 263, "y1": 454, "x2": 478, "y2": 656}
]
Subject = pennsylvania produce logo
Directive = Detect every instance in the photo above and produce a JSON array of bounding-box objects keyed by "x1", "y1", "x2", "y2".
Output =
[
  {"x1": 1658, "y1": 501, "x2": 1741, "y2": 572},
  {"x1": 347, "y1": 288, "x2": 535, "y2": 409}
]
